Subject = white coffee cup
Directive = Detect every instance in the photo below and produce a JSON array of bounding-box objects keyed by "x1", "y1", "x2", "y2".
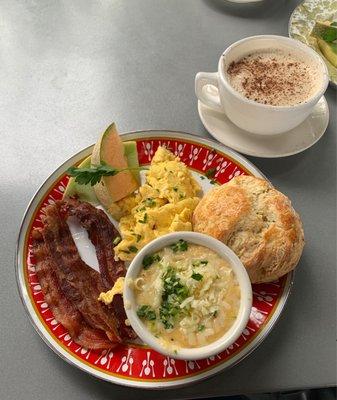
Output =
[{"x1": 195, "y1": 35, "x2": 329, "y2": 135}]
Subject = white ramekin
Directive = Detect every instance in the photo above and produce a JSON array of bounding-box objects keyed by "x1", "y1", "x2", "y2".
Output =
[{"x1": 123, "y1": 232, "x2": 252, "y2": 360}]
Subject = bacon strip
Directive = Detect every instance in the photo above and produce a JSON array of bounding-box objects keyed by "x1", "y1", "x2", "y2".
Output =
[
  {"x1": 32, "y1": 229, "x2": 114, "y2": 349},
  {"x1": 60, "y1": 199, "x2": 124, "y2": 289},
  {"x1": 60, "y1": 198, "x2": 136, "y2": 340},
  {"x1": 40, "y1": 202, "x2": 121, "y2": 343}
]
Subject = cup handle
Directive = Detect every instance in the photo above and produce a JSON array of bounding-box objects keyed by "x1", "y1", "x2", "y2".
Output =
[{"x1": 195, "y1": 72, "x2": 224, "y2": 113}]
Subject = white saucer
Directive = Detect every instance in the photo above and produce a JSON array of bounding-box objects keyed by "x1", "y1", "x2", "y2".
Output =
[{"x1": 198, "y1": 96, "x2": 329, "y2": 158}]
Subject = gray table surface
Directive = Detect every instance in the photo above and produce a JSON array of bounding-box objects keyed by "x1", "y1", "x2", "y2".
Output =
[{"x1": 1, "y1": 0, "x2": 336, "y2": 399}]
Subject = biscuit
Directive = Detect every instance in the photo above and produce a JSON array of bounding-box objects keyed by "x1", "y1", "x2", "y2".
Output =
[{"x1": 193, "y1": 176, "x2": 304, "y2": 283}]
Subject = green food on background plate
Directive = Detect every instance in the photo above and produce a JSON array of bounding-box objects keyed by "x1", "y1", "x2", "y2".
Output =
[
  {"x1": 311, "y1": 21, "x2": 337, "y2": 67},
  {"x1": 289, "y1": 0, "x2": 337, "y2": 85}
]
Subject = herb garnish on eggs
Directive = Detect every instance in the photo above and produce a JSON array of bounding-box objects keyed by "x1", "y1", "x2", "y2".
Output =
[{"x1": 113, "y1": 147, "x2": 201, "y2": 261}]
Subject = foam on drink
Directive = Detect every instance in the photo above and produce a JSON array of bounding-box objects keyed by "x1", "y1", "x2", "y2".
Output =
[{"x1": 226, "y1": 49, "x2": 321, "y2": 106}]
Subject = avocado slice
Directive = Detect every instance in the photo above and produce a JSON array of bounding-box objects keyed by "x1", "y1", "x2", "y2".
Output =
[
  {"x1": 317, "y1": 38, "x2": 337, "y2": 67},
  {"x1": 311, "y1": 21, "x2": 336, "y2": 39},
  {"x1": 63, "y1": 155, "x2": 99, "y2": 204}
]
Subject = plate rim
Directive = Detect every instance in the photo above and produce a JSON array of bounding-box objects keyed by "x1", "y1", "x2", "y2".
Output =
[{"x1": 15, "y1": 130, "x2": 293, "y2": 389}]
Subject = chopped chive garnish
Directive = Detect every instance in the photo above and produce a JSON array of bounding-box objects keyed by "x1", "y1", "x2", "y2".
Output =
[
  {"x1": 142, "y1": 253, "x2": 161, "y2": 269},
  {"x1": 128, "y1": 246, "x2": 138, "y2": 253},
  {"x1": 191, "y1": 272, "x2": 203, "y2": 281},
  {"x1": 137, "y1": 305, "x2": 156, "y2": 321},
  {"x1": 138, "y1": 213, "x2": 148, "y2": 224},
  {"x1": 113, "y1": 236, "x2": 121, "y2": 245},
  {"x1": 170, "y1": 239, "x2": 188, "y2": 252},
  {"x1": 145, "y1": 198, "x2": 156, "y2": 207},
  {"x1": 159, "y1": 267, "x2": 189, "y2": 329},
  {"x1": 192, "y1": 260, "x2": 208, "y2": 267}
]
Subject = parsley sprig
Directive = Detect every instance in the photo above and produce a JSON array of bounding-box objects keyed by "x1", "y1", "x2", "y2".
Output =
[{"x1": 67, "y1": 162, "x2": 147, "y2": 186}]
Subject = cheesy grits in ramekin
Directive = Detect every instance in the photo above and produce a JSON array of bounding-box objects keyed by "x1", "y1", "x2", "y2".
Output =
[{"x1": 124, "y1": 232, "x2": 252, "y2": 360}]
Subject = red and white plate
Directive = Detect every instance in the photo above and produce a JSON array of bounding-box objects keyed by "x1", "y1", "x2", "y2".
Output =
[{"x1": 16, "y1": 131, "x2": 293, "y2": 388}]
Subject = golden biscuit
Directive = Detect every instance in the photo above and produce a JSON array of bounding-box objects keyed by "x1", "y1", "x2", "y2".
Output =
[{"x1": 193, "y1": 176, "x2": 304, "y2": 283}]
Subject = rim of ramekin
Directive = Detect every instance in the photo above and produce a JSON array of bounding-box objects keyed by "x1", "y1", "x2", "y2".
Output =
[{"x1": 124, "y1": 232, "x2": 253, "y2": 360}]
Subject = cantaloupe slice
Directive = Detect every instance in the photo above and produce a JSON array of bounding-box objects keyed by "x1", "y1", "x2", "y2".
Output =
[
  {"x1": 91, "y1": 123, "x2": 139, "y2": 207},
  {"x1": 63, "y1": 135, "x2": 139, "y2": 205},
  {"x1": 63, "y1": 155, "x2": 99, "y2": 204}
]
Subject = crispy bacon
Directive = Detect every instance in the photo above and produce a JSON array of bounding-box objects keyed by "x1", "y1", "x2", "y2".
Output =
[
  {"x1": 31, "y1": 198, "x2": 137, "y2": 349},
  {"x1": 60, "y1": 198, "x2": 136, "y2": 340},
  {"x1": 32, "y1": 229, "x2": 114, "y2": 349},
  {"x1": 60, "y1": 199, "x2": 125, "y2": 289},
  {"x1": 41, "y1": 203, "x2": 122, "y2": 343}
]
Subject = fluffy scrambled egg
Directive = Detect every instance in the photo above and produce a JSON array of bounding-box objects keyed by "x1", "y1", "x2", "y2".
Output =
[
  {"x1": 98, "y1": 277, "x2": 125, "y2": 305},
  {"x1": 112, "y1": 147, "x2": 201, "y2": 261}
]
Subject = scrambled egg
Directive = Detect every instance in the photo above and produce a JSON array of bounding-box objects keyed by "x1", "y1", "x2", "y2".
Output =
[
  {"x1": 98, "y1": 277, "x2": 125, "y2": 305},
  {"x1": 113, "y1": 147, "x2": 201, "y2": 261}
]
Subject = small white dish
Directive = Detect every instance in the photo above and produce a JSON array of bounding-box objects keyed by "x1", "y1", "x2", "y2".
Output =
[
  {"x1": 123, "y1": 232, "x2": 252, "y2": 360},
  {"x1": 198, "y1": 96, "x2": 329, "y2": 158}
]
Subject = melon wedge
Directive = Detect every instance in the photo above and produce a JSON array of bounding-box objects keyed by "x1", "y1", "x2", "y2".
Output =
[
  {"x1": 91, "y1": 123, "x2": 139, "y2": 207},
  {"x1": 63, "y1": 155, "x2": 99, "y2": 204}
]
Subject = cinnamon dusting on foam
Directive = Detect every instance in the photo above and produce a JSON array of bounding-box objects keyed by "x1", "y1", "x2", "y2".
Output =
[{"x1": 226, "y1": 50, "x2": 320, "y2": 106}]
